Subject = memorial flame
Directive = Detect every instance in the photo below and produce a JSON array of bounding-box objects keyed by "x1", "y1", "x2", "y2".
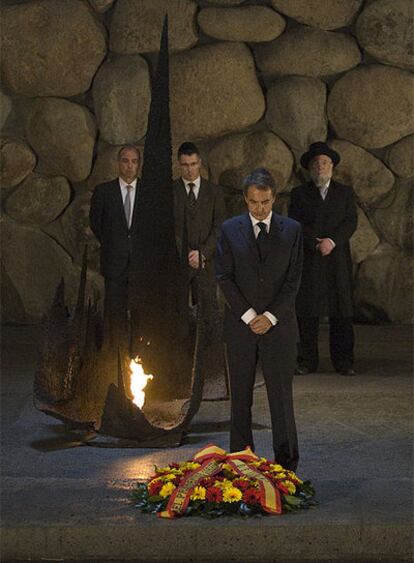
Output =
[{"x1": 129, "y1": 357, "x2": 153, "y2": 409}]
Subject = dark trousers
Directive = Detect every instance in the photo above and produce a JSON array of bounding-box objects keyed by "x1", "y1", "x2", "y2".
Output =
[
  {"x1": 297, "y1": 316, "x2": 354, "y2": 372},
  {"x1": 226, "y1": 325, "x2": 299, "y2": 471}
]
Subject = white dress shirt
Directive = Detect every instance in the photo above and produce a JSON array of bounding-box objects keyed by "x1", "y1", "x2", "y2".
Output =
[
  {"x1": 241, "y1": 212, "x2": 278, "y2": 327},
  {"x1": 183, "y1": 176, "x2": 201, "y2": 199},
  {"x1": 316, "y1": 179, "x2": 336, "y2": 248},
  {"x1": 119, "y1": 177, "x2": 138, "y2": 227}
]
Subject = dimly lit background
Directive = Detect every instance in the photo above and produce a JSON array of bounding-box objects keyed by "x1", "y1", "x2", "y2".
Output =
[{"x1": 1, "y1": 0, "x2": 413, "y2": 324}]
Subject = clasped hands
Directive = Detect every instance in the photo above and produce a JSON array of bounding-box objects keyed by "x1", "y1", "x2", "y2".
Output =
[
  {"x1": 248, "y1": 314, "x2": 272, "y2": 335},
  {"x1": 188, "y1": 250, "x2": 206, "y2": 269},
  {"x1": 316, "y1": 237, "x2": 334, "y2": 256}
]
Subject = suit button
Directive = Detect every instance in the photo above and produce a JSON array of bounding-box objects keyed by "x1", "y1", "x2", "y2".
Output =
[
  {"x1": 260, "y1": 278, "x2": 264, "y2": 282},
  {"x1": 128, "y1": 235, "x2": 131, "y2": 239}
]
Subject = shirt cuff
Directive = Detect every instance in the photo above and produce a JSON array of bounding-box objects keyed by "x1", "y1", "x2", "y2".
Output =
[
  {"x1": 241, "y1": 308, "x2": 257, "y2": 325},
  {"x1": 327, "y1": 238, "x2": 336, "y2": 248},
  {"x1": 263, "y1": 311, "x2": 278, "y2": 326}
]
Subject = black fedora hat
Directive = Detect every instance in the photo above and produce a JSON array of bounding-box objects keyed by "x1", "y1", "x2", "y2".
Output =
[{"x1": 300, "y1": 142, "x2": 340, "y2": 169}]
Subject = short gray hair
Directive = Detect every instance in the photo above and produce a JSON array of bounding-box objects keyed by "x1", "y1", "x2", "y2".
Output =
[
  {"x1": 242, "y1": 168, "x2": 276, "y2": 196},
  {"x1": 117, "y1": 145, "x2": 140, "y2": 160}
]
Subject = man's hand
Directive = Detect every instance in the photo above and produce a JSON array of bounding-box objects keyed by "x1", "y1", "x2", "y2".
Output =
[
  {"x1": 249, "y1": 314, "x2": 272, "y2": 335},
  {"x1": 188, "y1": 250, "x2": 200, "y2": 269},
  {"x1": 316, "y1": 237, "x2": 334, "y2": 256}
]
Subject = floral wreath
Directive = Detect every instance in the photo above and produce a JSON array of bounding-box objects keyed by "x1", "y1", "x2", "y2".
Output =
[{"x1": 132, "y1": 444, "x2": 316, "y2": 518}]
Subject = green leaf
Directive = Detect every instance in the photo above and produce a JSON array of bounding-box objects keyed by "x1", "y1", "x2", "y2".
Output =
[
  {"x1": 284, "y1": 494, "x2": 303, "y2": 507},
  {"x1": 148, "y1": 495, "x2": 163, "y2": 503}
]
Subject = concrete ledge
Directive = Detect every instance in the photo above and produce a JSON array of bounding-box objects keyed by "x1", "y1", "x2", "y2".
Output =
[{"x1": 2, "y1": 522, "x2": 412, "y2": 561}]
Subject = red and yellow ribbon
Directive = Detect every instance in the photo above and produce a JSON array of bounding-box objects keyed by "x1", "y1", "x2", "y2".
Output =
[{"x1": 159, "y1": 444, "x2": 281, "y2": 518}]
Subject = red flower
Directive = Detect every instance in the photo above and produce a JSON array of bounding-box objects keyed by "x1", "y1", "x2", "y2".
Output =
[
  {"x1": 259, "y1": 463, "x2": 272, "y2": 472},
  {"x1": 242, "y1": 488, "x2": 261, "y2": 505},
  {"x1": 233, "y1": 479, "x2": 250, "y2": 491},
  {"x1": 276, "y1": 482, "x2": 290, "y2": 495},
  {"x1": 148, "y1": 479, "x2": 163, "y2": 496},
  {"x1": 206, "y1": 487, "x2": 223, "y2": 503},
  {"x1": 200, "y1": 476, "x2": 216, "y2": 488}
]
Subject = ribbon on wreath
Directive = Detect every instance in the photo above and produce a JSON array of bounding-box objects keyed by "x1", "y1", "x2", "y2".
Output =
[{"x1": 158, "y1": 444, "x2": 281, "y2": 518}]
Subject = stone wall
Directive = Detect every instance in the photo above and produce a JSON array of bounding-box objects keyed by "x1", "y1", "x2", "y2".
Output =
[{"x1": 1, "y1": 0, "x2": 413, "y2": 323}]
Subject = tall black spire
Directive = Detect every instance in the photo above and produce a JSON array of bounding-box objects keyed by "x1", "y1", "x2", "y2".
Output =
[{"x1": 131, "y1": 15, "x2": 187, "y2": 367}]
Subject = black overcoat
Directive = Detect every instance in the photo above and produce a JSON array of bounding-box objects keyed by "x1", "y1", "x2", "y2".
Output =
[{"x1": 288, "y1": 180, "x2": 357, "y2": 317}]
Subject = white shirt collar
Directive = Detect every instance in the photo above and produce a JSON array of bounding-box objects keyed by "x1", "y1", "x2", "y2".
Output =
[
  {"x1": 183, "y1": 177, "x2": 201, "y2": 190},
  {"x1": 249, "y1": 211, "x2": 272, "y2": 234},
  {"x1": 119, "y1": 177, "x2": 138, "y2": 189}
]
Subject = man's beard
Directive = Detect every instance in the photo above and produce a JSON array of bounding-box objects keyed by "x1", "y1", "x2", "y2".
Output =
[{"x1": 311, "y1": 172, "x2": 331, "y2": 187}]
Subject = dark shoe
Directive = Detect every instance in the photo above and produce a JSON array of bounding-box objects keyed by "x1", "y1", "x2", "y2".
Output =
[{"x1": 338, "y1": 367, "x2": 356, "y2": 376}]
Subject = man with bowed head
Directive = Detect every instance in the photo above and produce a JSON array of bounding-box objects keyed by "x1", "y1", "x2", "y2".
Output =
[
  {"x1": 215, "y1": 168, "x2": 303, "y2": 471},
  {"x1": 89, "y1": 145, "x2": 141, "y2": 345},
  {"x1": 289, "y1": 142, "x2": 358, "y2": 376},
  {"x1": 173, "y1": 141, "x2": 225, "y2": 309}
]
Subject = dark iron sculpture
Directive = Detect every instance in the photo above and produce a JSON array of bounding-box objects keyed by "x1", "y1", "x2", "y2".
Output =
[
  {"x1": 34, "y1": 16, "x2": 228, "y2": 446},
  {"x1": 34, "y1": 246, "x2": 204, "y2": 447}
]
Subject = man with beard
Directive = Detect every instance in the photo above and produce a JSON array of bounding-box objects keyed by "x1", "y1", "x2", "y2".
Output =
[{"x1": 289, "y1": 142, "x2": 358, "y2": 376}]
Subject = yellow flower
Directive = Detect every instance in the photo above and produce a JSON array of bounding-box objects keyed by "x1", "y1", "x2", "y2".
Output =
[
  {"x1": 190, "y1": 486, "x2": 206, "y2": 501},
  {"x1": 163, "y1": 473, "x2": 178, "y2": 481},
  {"x1": 270, "y1": 463, "x2": 284, "y2": 472},
  {"x1": 183, "y1": 462, "x2": 201, "y2": 471},
  {"x1": 214, "y1": 479, "x2": 233, "y2": 490},
  {"x1": 221, "y1": 463, "x2": 234, "y2": 472},
  {"x1": 287, "y1": 471, "x2": 303, "y2": 484},
  {"x1": 157, "y1": 465, "x2": 172, "y2": 473},
  {"x1": 282, "y1": 480, "x2": 296, "y2": 494},
  {"x1": 159, "y1": 482, "x2": 176, "y2": 498},
  {"x1": 223, "y1": 487, "x2": 243, "y2": 503}
]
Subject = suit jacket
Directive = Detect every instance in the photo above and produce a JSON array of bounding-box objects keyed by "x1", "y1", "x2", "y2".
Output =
[
  {"x1": 89, "y1": 178, "x2": 140, "y2": 279},
  {"x1": 288, "y1": 180, "x2": 357, "y2": 317},
  {"x1": 173, "y1": 178, "x2": 225, "y2": 276},
  {"x1": 215, "y1": 212, "x2": 303, "y2": 344}
]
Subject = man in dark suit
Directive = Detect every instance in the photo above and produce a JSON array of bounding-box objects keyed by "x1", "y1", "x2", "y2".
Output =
[
  {"x1": 173, "y1": 141, "x2": 225, "y2": 308},
  {"x1": 89, "y1": 145, "x2": 140, "y2": 345},
  {"x1": 289, "y1": 142, "x2": 358, "y2": 376},
  {"x1": 215, "y1": 168, "x2": 303, "y2": 471}
]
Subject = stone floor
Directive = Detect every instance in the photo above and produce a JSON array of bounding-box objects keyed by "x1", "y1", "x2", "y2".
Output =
[{"x1": 1, "y1": 323, "x2": 413, "y2": 562}]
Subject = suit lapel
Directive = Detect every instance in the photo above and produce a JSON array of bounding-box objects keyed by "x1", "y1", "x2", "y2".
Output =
[
  {"x1": 111, "y1": 179, "x2": 128, "y2": 230},
  {"x1": 197, "y1": 178, "x2": 209, "y2": 209},
  {"x1": 309, "y1": 182, "x2": 324, "y2": 204},
  {"x1": 130, "y1": 178, "x2": 141, "y2": 230},
  {"x1": 324, "y1": 179, "x2": 339, "y2": 209},
  {"x1": 238, "y1": 213, "x2": 260, "y2": 262},
  {"x1": 263, "y1": 213, "x2": 284, "y2": 262}
]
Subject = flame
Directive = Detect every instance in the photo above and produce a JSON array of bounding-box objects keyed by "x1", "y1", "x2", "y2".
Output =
[{"x1": 129, "y1": 357, "x2": 153, "y2": 409}]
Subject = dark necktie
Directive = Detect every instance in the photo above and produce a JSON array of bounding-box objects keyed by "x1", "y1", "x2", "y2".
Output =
[
  {"x1": 257, "y1": 221, "x2": 268, "y2": 260},
  {"x1": 187, "y1": 182, "x2": 196, "y2": 208},
  {"x1": 124, "y1": 184, "x2": 132, "y2": 227}
]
